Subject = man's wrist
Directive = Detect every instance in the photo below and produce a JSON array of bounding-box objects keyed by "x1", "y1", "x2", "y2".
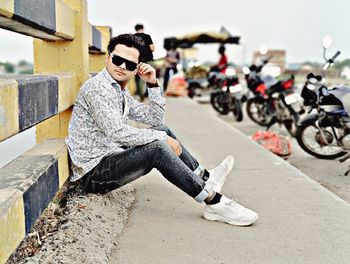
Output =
[{"x1": 146, "y1": 79, "x2": 159, "y2": 88}]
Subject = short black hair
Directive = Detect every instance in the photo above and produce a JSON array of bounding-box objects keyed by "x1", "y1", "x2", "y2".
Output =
[
  {"x1": 135, "y1": 24, "x2": 144, "y2": 31},
  {"x1": 107, "y1": 33, "x2": 145, "y2": 62},
  {"x1": 218, "y1": 45, "x2": 226, "y2": 54}
]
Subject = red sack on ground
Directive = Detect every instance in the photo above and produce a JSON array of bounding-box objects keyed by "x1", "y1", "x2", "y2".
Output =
[
  {"x1": 252, "y1": 130, "x2": 291, "y2": 156},
  {"x1": 165, "y1": 73, "x2": 188, "y2": 97}
]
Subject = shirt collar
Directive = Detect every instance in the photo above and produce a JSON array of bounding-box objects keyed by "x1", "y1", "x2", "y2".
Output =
[{"x1": 101, "y1": 68, "x2": 122, "y2": 90}]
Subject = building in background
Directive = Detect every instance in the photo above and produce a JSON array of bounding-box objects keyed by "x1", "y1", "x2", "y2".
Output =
[{"x1": 253, "y1": 49, "x2": 286, "y2": 74}]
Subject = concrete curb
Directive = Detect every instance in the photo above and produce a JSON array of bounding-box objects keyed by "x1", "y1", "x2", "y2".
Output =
[
  {"x1": 0, "y1": 74, "x2": 76, "y2": 142},
  {"x1": 0, "y1": 139, "x2": 68, "y2": 263}
]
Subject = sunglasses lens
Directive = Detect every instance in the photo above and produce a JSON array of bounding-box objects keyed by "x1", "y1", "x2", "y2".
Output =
[
  {"x1": 111, "y1": 55, "x2": 123, "y2": 66},
  {"x1": 126, "y1": 61, "x2": 137, "y2": 71},
  {"x1": 111, "y1": 54, "x2": 137, "y2": 71}
]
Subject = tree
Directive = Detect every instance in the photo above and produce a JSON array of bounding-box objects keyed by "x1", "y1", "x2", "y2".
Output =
[
  {"x1": 335, "y1": 59, "x2": 350, "y2": 70},
  {"x1": 18, "y1": 60, "x2": 30, "y2": 66},
  {"x1": 4, "y1": 62, "x2": 15, "y2": 73}
]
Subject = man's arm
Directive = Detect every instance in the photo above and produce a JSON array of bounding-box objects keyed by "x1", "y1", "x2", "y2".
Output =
[
  {"x1": 147, "y1": 35, "x2": 155, "y2": 52},
  {"x1": 84, "y1": 86, "x2": 167, "y2": 147},
  {"x1": 128, "y1": 63, "x2": 165, "y2": 125},
  {"x1": 127, "y1": 85, "x2": 165, "y2": 126}
]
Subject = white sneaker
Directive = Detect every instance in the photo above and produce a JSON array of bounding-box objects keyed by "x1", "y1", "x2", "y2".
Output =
[
  {"x1": 206, "y1": 155, "x2": 234, "y2": 193},
  {"x1": 203, "y1": 195, "x2": 259, "y2": 226}
]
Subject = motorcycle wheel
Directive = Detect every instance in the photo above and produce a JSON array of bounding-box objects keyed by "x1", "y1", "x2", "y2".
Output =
[
  {"x1": 232, "y1": 98, "x2": 243, "y2": 122},
  {"x1": 188, "y1": 82, "x2": 202, "y2": 98},
  {"x1": 246, "y1": 98, "x2": 272, "y2": 126},
  {"x1": 296, "y1": 125, "x2": 347, "y2": 159},
  {"x1": 210, "y1": 91, "x2": 230, "y2": 115}
]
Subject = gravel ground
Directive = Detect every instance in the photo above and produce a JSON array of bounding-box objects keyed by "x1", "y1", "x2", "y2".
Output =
[{"x1": 6, "y1": 183, "x2": 136, "y2": 264}]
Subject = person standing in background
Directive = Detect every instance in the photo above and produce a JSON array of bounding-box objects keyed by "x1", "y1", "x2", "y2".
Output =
[
  {"x1": 216, "y1": 45, "x2": 228, "y2": 74},
  {"x1": 163, "y1": 43, "x2": 180, "y2": 92},
  {"x1": 135, "y1": 24, "x2": 155, "y2": 101}
]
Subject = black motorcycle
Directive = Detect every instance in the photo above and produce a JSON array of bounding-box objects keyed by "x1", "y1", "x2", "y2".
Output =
[
  {"x1": 210, "y1": 67, "x2": 247, "y2": 122},
  {"x1": 244, "y1": 58, "x2": 303, "y2": 137},
  {"x1": 296, "y1": 36, "x2": 350, "y2": 159}
]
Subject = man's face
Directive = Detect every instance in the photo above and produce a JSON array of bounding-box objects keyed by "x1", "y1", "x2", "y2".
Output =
[{"x1": 106, "y1": 44, "x2": 139, "y2": 82}]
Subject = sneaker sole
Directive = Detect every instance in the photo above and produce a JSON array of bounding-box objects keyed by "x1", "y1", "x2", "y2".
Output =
[{"x1": 203, "y1": 211, "x2": 259, "y2": 227}]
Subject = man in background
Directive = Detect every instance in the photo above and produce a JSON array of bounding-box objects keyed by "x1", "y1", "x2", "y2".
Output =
[
  {"x1": 135, "y1": 24, "x2": 155, "y2": 101},
  {"x1": 163, "y1": 42, "x2": 180, "y2": 92}
]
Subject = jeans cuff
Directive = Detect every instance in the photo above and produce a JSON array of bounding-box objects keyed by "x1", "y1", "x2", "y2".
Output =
[
  {"x1": 193, "y1": 164, "x2": 204, "y2": 176},
  {"x1": 194, "y1": 185, "x2": 209, "y2": 203}
]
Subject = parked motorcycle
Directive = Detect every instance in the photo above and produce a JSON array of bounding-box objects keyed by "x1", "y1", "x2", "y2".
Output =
[
  {"x1": 296, "y1": 36, "x2": 350, "y2": 159},
  {"x1": 243, "y1": 57, "x2": 303, "y2": 137},
  {"x1": 210, "y1": 66, "x2": 247, "y2": 121}
]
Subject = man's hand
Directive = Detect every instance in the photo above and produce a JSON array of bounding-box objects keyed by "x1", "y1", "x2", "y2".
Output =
[
  {"x1": 137, "y1": 62, "x2": 157, "y2": 85},
  {"x1": 166, "y1": 136, "x2": 182, "y2": 156}
]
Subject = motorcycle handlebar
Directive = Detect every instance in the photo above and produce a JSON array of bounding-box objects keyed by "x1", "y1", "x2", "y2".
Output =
[
  {"x1": 262, "y1": 55, "x2": 273, "y2": 65},
  {"x1": 330, "y1": 51, "x2": 341, "y2": 62}
]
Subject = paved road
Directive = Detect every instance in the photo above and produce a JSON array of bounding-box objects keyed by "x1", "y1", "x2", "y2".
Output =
[
  {"x1": 112, "y1": 98, "x2": 350, "y2": 264},
  {"x1": 199, "y1": 98, "x2": 350, "y2": 204}
]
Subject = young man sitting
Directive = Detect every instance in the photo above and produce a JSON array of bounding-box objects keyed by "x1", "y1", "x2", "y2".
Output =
[{"x1": 65, "y1": 34, "x2": 258, "y2": 226}]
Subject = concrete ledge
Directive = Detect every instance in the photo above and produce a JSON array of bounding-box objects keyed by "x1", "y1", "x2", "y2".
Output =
[
  {"x1": 89, "y1": 26, "x2": 111, "y2": 73},
  {"x1": 0, "y1": 139, "x2": 68, "y2": 263},
  {"x1": 0, "y1": 0, "x2": 74, "y2": 40},
  {"x1": 89, "y1": 24, "x2": 111, "y2": 54},
  {"x1": 54, "y1": 73, "x2": 77, "y2": 112},
  {"x1": 0, "y1": 188, "x2": 25, "y2": 264},
  {"x1": 0, "y1": 73, "x2": 76, "y2": 142},
  {"x1": 95, "y1": 26, "x2": 112, "y2": 54}
]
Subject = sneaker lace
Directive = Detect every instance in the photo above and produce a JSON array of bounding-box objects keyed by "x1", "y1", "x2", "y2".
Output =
[{"x1": 225, "y1": 199, "x2": 238, "y2": 206}]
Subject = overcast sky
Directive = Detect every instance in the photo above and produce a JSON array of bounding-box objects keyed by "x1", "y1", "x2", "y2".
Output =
[{"x1": 0, "y1": 0, "x2": 349, "y2": 65}]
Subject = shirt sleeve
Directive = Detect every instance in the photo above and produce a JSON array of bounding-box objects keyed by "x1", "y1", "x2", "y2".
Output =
[
  {"x1": 83, "y1": 86, "x2": 167, "y2": 147},
  {"x1": 147, "y1": 34, "x2": 153, "y2": 45},
  {"x1": 127, "y1": 87, "x2": 166, "y2": 126}
]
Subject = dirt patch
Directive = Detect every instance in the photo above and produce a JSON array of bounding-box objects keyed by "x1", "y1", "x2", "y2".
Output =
[{"x1": 6, "y1": 182, "x2": 136, "y2": 264}]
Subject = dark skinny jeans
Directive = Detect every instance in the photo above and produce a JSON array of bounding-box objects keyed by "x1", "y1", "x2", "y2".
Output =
[{"x1": 80, "y1": 126, "x2": 209, "y2": 203}]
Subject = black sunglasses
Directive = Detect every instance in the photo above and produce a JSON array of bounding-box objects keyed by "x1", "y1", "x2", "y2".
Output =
[{"x1": 110, "y1": 53, "x2": 138, "y2": 71}]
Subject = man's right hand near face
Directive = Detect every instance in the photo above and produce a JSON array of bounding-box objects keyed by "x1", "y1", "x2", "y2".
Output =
[{"x1": 166, "y1": 136, "x2": 182, "y2": 156}]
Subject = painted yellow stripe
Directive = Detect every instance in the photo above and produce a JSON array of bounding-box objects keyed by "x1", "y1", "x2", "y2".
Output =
[
  {"x1": 89, "y1": 53, "x2": 107, "y2": 73},
  {"x1": 36, "y1": 115, "x2": 60, "y2": 144},
  {"x1": 0, "y1": 189, "x2": 25, "y2": 264},
  {"x1": 0, "y1": 79, "x2": 19, "y2": 142},
  {"x1": 58, "y1": 108, "x2": 72, "y2": 139},
  {"x1": 55, "y1": 0, "x2": 74, "y2": 40},
  {"x1": 56, "y1": 73, "x2": 77, "y2": 112},
  {"x1": 58, "y1": 148, "x2": 69, "y2": 188},
  {"x1": 0, "y1": 0, "x2": 14, "y2": 18},
  {"x1": 36, "y1": 108, "x2": 72, "y2": 144}
]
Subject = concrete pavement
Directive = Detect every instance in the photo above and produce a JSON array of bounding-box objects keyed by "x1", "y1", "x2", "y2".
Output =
[{"x1": 111, "y1": 97, "x2": 350, "y2": 264}]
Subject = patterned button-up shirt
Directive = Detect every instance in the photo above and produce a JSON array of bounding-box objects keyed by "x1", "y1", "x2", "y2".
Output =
[{"x1": 65, "y1": 68, "x2": 167, "y2": 181}]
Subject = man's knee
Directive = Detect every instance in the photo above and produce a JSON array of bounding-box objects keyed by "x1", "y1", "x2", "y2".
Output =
[
  {"x1": 150, "y1": 140, "x2": 169, "y2": 150},
  {"x1": 147, "y1": 140, "x2": 173, "y2": 160}
]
